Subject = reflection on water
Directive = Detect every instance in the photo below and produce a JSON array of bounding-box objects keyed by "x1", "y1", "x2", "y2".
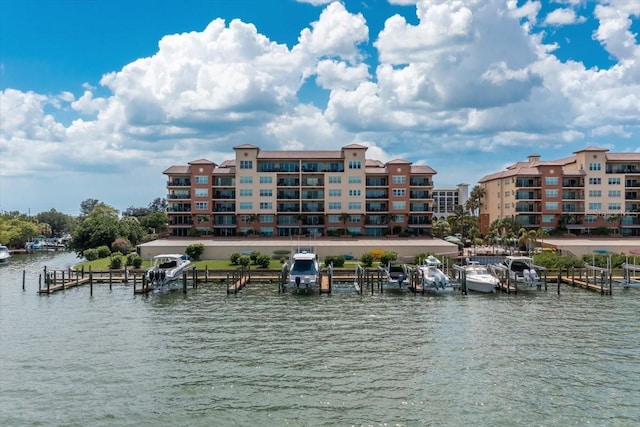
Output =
[{"x1": 1, "y1": 252, "x2": 639, "y2": 426}]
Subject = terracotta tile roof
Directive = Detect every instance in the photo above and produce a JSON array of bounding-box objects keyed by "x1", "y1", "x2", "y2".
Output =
[
  {"x1": 606, "y1": 153, "x2": 640, "y2": 161},
  {"x1": 342, "y1": 143, "x2": 368, "y2": 149},
  {"x1": 233, "y1": 144, "x2": 259, "y2": 149},
  {"x1": 411, "y1": 165, "x2": 437, "y2": 174},
  {"x1": 163, "y1": 165, "x2": 190, "y2": 174},
  {"x1": 387, "y1": 158, "x2": 412, "y2": 165},
  {"x1": 573, "y1": 146, "x2": 609, "y2": 153},
  {"x1": 188, "y1": 159, "x2": 215, "y2": 165}
]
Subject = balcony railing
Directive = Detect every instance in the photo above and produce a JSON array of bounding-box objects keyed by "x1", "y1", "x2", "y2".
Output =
[{"x1": 167, "y1": 180, "x2": 191, "y2": 187}]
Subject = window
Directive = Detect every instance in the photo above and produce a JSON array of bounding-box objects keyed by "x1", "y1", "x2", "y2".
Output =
[
  {"x1": 608, "y1": 203, "x2": 621, "y2": 211},
  {"x1": 392, "y1": 201, "x2": 406, "y2": 209},
  {"x1": 239, "y1": 202, "x2": 252, "y2": 210},
  {"x1": 608, "y1": 190, "x2": 621, "y2": 197},
  {"x1": 259, "y1": 227, "x2": 274, "y2": 236},
  {"x1": 239, "y1": 176, "x2": 253, "y2": 184},
  {"x1": 392, "y1": 189, "x2": 405, "y2": 197},
  {"x1": 348, "y1": 176, "x2": 362, "y2": 184},
  {"x1": 194, "y1": 188, "x2": 208, "y2": 197},
  {"x1": 194, "y1": 175, "x2": 208, "y2": 184},
  {"x1": 195, "y1": 202, "x2": 208, "y2": 210},
  {"x1": 239, "y1": 189, "x2": 252, "y2": 197},
  {"x1": 328, "y1": 176, "x2": 341, "y2": 184},
  {"x1": 589, "y1": 190, "x2": 601, "y2": 197},
  {"x1": 584, "y1": 215, "x2": 597, "y2": 223},
  {"x1": 394, "y1": 214, "x2": 404, "y2": 222},
  {"x1": 545, "y1": 202, "x2": 558, "y2": 210},
  {"x1": 259, "y1": 176, "x2": 272, "y2": 184},
  {"x1": 348, "y1": 202, "x2": 361, "y2": 210},
  {"x1": 392, "y1": 175, "x2": 406, "y2": 184},
  {"x1": 259, "y1": 202, "x2": 273, "y2": 210},
  {"x1": 260, "y1": 215, "x2": 273, "y2": 223},
  {"x1": 260, "y1": 189, "x2": 272, "y2": 197},
  {"x1": 328, "y1": 202, "x2": 341, "y2": 210},
  {"x1": 328, "y1": 189, "x2": 341, "y2": 197},
  {"x1": 504, "y1": 191, "x2": 509, "y2": 197},
  {"x1": 349, "y1": 189, "x2": 361, "y2": 197},
  {"x1": 588, "y1": 163, "x2": 601, "y2": 171},
  {"x1": 505, "y1": 203, "x2": 510, "y2": 209},
  {"x1": 328, "y1": 215, "x2": 340, "y2": 223},
  {"x1": 588, "y1": 203, "x2": 602, "y2": 210},
  {"x1": 239, "y1": 160, "x2": 253, "y2": 169},
  {"x1": 589, "y1": 177, "x2": 601, "y2": 185},
  {"x1": 608, "y1": 177, "x2": 621, "y2": 185},
  {"x1": 545, "y1": 189, "x2": 558, "y2": 198},
  {"x1": 348, "y1": 160, "x2": 362, "y2": 169},
  {"x1": 545, "y1": 177, "x2": 558, "y2": 185},
  {"x1": 542, "y1": 215, "x2": 555, "y2": 223}
]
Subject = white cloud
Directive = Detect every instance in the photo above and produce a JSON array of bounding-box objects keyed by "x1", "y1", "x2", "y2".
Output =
[
  {"x1": 544, "y1": 8, "x2": 587, "y2": 26},
  {"x1": 593, "y1": 3, "x2": 640, "y2": 60},
  {"x1": 315, "y1": 60, "x2": 370, "y2": 90},
  {"x1": 296, "y1": 0, "x2": 333, "y2": 5}
]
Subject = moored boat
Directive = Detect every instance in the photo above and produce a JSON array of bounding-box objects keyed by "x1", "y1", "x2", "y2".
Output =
[
  {"x1": 415, "y1": 255, "x2": 455, "y2": 293},
  {"x1": 487, "y1": 255, "x2": 545, "y2": 289},
  {"x1": 284, "y1": 250, "x2": 320, "y2": 292},
  {"x1": 462, "y1": 261, "x2": 499, "y2": 293},
  {"x1": 146, "y1": 254, "x2": 192, "y2": 287},
  {"x1": 0, "y1": 245, "x2": 10, "y2": 264},
  {"x1": 380, "y1": 262, "x2": 410, "y2": 292}
]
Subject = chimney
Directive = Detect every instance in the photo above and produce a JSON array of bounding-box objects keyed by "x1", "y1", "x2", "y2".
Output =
[{"x1": 527, "y1": 154, "x2": 541, "y2": 164}]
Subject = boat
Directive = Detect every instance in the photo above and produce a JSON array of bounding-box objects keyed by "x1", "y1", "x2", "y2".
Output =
[
  {"x1": 461, "y1": 261, "x2": 499, "y2": 293},
  {"x1": 415, "y1": 255, "x2": 455, "y2": 293},
  {"x1": 285, "y1": 250, "x2": 320, "y2": 292},
  {"x1": 0, "y1": 245, "x2": 10, "y2": 264},
  {"x1": 146, "y1": 254, "x2": 192, "y2": 287},
  {"x1": 380, "y1": 262, "x2": 410, "y2": 291},
  {"x1": 617, "y1": 261, "x2": 640, "y2": 288},
  {"x1": 25, "y1": 236, "x2": 46, "y2": 252},
  {"x1": 488, "y1": 255, "x2": 545, "y2": 289}
]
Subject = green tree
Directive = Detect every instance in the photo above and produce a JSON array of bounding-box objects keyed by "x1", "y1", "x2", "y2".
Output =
[
  {"x1": 246, "y1": 214, "x2": 260, "y2": 235},
  {"x1": 139, "y1": 211, "x2": 168, "y2": 234},
  {"x1": 185, "y1": 243, "x2": 205, "y2": 260},
  {"x1": 119, "y1": 216, "x2": 145, "y2": 246},
  {"x1": 432, "y1": 218, "x2": 451, "y2": 238},
  {"x1": 68, "y1": 203, "x2": 122, "y2": 256},
  {"x1": 80, "y1": 199, "x2": 100, "y2": 217},
  {"x1": 339, "y1": 212, "x2": 350, "y2": 236},
  {"x1": 465, "y1": 185, "x2": 486, "y2": 216},
  {"x1": 35, "y1": 209, "x2": 75, "y2": 237},
  {"x1": 0, "y1": 216, "x2": 39, "y2": 248}
]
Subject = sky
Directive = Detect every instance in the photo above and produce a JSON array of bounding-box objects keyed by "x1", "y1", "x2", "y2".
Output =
[{"x1": 1, "y1": 0, "x2": 639, "y2": 216}]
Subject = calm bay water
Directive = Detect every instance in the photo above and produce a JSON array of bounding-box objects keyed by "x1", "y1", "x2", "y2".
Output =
[{"x1": 1, "y1": 252, "x2": 639, "y2": 426}]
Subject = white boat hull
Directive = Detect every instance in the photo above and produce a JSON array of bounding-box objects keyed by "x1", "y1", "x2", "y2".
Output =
[{"x1": 465, "y1": 279, "x2": 496, "y2": 293}]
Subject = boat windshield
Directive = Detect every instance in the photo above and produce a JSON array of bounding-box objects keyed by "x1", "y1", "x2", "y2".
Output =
[{"x1": 290, "y1": 259, "x2": 318, "y2": 275}]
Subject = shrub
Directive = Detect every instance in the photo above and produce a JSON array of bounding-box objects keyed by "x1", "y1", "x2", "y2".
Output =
[
  {"x1": 238, "y1": 255, "x2": 251, "y2": 267},
  {"x1": 333, "y1": 255, "x2": 345, "y2": 267},
  {"x1": 230, "y1": 252, "x2": 242, "y2": 265},
  {"x1": 96, "y1": 245, "x2": 111, "y2": 258},
  {"x1": 83, "y1": 248, "x2": 99, "y2": 261},
  {"x1": 379, "y1": 251, "x2": 398, "y2": 266},
  {"x1": 185, "y1": 243, "x2": 205, "y2": 261},
  {"x1": 256, "y1": 254, "x2": 271, "y2": 268},
  {"x1": 414, "y1": 253, "x2": 428, "y2": 264},
  {"x1": 111, "y1": 238, "x2": 133, "y2": 255},
  {"x1": 250, "y1": 251, "x2": 260, "y2": 264},
  {"x1": 126, "y1": 253, "x2": 143, "y2": 268},
  {"x1": 361, "y1": 252, "x2": 374, "y2": 268},
  {"x1": 109, "y1": 254, "x2": 123, "y2": 269}
]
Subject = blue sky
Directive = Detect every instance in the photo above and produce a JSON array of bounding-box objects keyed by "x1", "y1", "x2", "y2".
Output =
[{"x1": 1, "y1": 0, "x2": 639, "y2": 215}]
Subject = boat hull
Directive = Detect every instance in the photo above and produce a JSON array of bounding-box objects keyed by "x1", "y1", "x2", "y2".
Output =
[{"x1": 465, "y1": 279, "x2": 496, "y2": 293}]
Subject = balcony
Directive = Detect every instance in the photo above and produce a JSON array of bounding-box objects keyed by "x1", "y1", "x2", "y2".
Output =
[
  {"x1": 410, "y1": 191, "x2": 430, "y2": 199},
  {"x1": 366, "y1": 190, "x2": 388, "y2": 199},
  {"x1": 562, "y1": 203, "x2": 584, "y2": 213},
  {"x1": 515, "y1": 178, "x2": 541, "y2": 188},
  {"x1": 169, "y1": 217, "x2": 193, "y2": 226},
  {"x1": 301, "y1": 190, "x2": 323, "y2": 199},
  {"x1": 409, "y1": 203, "x2": 429, "y2": 212},
  {"x1": 408, "y1": 215, "x2": 431, "y2": 225},
  {"x1": 621, "y1": 216, "x2": 640, "y2": 226},
  {"x1": 214, "y1": 203, "x2": 235, "y2": 212},
  {"x1": 515, "y1": 203, "x2": 540, "y2": 213},
  {"x1": 301, "y1": 203, "x2": 323, "y2": 213},
  {"x1": 366, "y1": 178, "x2": 388, "y2": 187},
  {"x1": 167, "y1": 179, "x2": 191, "y2": 187},
  {"x1": 516, "y1": 215, "x2": 540, "y2": 226},
  {"x1": 214, "y1": 216, "x2": 237, "y2": 226},
  {"x1": 278, "y1": 179, "x2": 300, "y2": 187},
  {"x1": 562, "y1": 179, "x2": 584, "y2": 188},
  {"x1": 214, "y1": 191, "x2": 235, "y2": 199},
  {"x1": 168, "y1": 204, "x2": 191, "y2": 213},
  {"x1": 278, "y1": 203, "x2": 300, "y2": 212},
  {"x1": 168, "y1": 192, "x2": 190, "y2": 200},
  {"x1": 627, "y1": 180, "x2": 640, "y2": 188},
  {"x1": 562, "y1": 191, "x2": 584, "y2": 200},
  {"x1": 278, "y1": 190, "x2": 300, "y2": 199},
  {"x1": 301, "y1": 177, "x2": 323, "y2": 187},
  {"x1": 515, "y1": 190, "x2": 541, "y2": 200},
  {"x1": 366, "y1": 203, "x2": 388, "y2": 212},
  {"x1": 626, "y1": 192, "x2": 640, "y2": 200},
  {"x1": 606, "y1": 164, "x2": 639, "y2": 174},
  {"x1": 410, "y1": 177, "x2": 431, "y2": 186}
]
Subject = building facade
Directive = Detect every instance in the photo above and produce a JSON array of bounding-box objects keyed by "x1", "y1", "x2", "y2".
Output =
[
  {"x1": 478, "y1": 146, "x2": 640, "y2": 236},
  {"x1": 431, "y1": 183, "x2": 469, "y2": 219},
  {"x1": 164, "y1": 144, "x2": 436, "y2": 238}
]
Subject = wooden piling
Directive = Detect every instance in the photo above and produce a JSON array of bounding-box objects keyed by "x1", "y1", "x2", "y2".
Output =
[
  {"x1": 182, "y1": 271, "x2": 187, "y2": 294},
  {"x1": 22, "y1": 270, "x2": 26, "y2": 291}
]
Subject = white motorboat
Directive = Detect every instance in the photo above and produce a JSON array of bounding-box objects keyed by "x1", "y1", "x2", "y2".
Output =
[
  {"x1": 146, "y1": 254, "x2": 192, "y2": 287},
  {"x1": 380, "y1": 262, "x2": 410, "y2": 292},
  {"x1": 285, "y1": 250, "x2": 320, "y2": 292},
  {"x1": 0, "y1": 245, "x2": 10, "y2": 264},
  {"x1": 462, "y1": 261, "x2": 499, "y2": 293},
  {"x1": 25, "y1": 236, "x2": 46, "y2": 252},
  {"x1": 415, "y1": 255, "x2": 453, "y2": 293},
  {"x1": 488, "y1": 255, "x2": 545, "y2": 289}
]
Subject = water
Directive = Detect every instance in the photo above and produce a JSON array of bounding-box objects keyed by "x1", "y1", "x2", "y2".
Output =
[{"x1": 1, "y1": 252, "x2": 639, "y2": 426}]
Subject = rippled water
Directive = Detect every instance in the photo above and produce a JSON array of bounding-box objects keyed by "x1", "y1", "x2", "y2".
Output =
[{"x1": 1, "y1": 252, "x2": 639, "y2": 426}]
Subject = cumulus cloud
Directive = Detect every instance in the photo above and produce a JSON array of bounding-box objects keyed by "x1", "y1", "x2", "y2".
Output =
[{"x1": 544, "y1": 8, "x2": 587, "y2": 25}]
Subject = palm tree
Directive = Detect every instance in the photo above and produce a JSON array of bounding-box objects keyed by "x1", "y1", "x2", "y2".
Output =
[
  {"x1": 384, "y1": 212, "x2": 397, "y2": 235},
  {"x1": 339, "y1": 212, "x2": 350, "y2": 236},
  {"x1": 536, "y1": 228, "x2": 549, "y2": 251},
  {"x1": 246, "y1": 214, "x2": 259, "y2": 236},
  {"x1": 465, "y1": 185, "x2": 486, "y2": 217},
  {"x1": 295, "y1": 213, "x2": 304, "y2": 235},
  {"x1": 433, "y1": 218, "x2": 451, "y2": 238}
]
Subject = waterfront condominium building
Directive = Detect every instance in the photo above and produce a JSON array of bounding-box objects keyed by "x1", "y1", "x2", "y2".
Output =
[
  {"x1": 163, "y1": 144, "x2": 436, "y2": 238},
  {"x1": 431, "y1": 183, "x2": 469, "y2": 220},
  {"x1": 478, "y1": 146, "x2": 640, "y2": 236}
]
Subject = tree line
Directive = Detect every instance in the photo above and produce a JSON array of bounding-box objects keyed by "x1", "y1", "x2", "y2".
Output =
[{"x1": 0, "y1": 198, "x2": 168, "y2": 255}]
